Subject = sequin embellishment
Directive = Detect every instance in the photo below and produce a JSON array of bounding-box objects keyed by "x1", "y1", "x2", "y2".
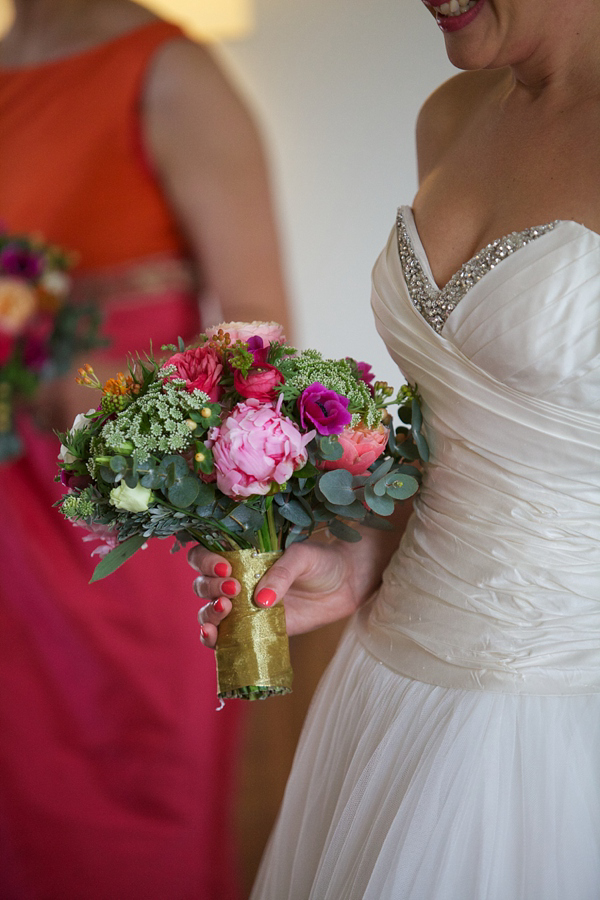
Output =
[{"x1": 396, "y1": 210, "x2": 557, "y2": 334}]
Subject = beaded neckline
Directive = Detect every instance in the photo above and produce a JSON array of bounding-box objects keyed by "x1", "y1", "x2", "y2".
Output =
[{"x1": 396, "y1": 209, "x2": 558, "y2": 334}]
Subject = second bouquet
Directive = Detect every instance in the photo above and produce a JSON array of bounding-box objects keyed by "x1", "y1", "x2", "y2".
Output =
[{"x1": 57, "y1": 322, "x2": 428, "y2": 699}]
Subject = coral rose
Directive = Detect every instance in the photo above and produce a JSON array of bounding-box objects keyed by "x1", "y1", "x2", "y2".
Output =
[
  {"x1": 163, "y1": 345, "x2": 223, "y2": 400},
  {"x1": 320, "y1": 423, "x2": 388, "y2": 475},
  {"x1": 205, "y1": 320, "x2": 285, "y2": 346},
  {"x1": 212, "y1": 398, "x2": 313, "y2": 498},
  {"x1": 0, "y1": 277, "x2": 37, "y2": 334},
  {"x1": 233, "y1": 364, "x2": 284, "y2": 402}
]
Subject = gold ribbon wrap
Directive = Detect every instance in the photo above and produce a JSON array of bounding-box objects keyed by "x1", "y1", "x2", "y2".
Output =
[{"x1": 215, "y1": 549, "x2": 293, "y2": 700}]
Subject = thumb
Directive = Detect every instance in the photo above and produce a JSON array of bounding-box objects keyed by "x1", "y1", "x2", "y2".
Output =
[{"x1": 253, "y1": 544, "x2": 310, "y2": 607}]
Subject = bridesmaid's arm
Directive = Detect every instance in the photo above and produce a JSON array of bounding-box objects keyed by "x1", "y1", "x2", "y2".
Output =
[{"x1": 142, "y1": 37, "x2": 292, "y2": 334}]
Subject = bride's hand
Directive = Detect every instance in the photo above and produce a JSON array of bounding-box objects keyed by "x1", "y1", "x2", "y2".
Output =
[{"x1": 189, "y1": 540, "x2": 364, "y2": 648}]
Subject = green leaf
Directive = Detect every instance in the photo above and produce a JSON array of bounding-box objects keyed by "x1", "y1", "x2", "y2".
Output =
[
  {"x1": 318, "y1": 435, "x2": 344, "y2": 461},
  {"x1": 195, "y1": 481, "x2": 216, "y2": 506},
  {"x1": 89, "y1": 534, "x2": 147, "y2": 582},
  {"x1": 411, "y1": 397, "x2": 423, "y2": 433},
  {"x1": 168, "y1": 477, "x2": 201, "y2": 508},
  {"x1": 366, "y1": 459, "x2": 394, "y2": 488},
  {"x1": 109, "y1": 455, "x2": 128, "y2": 473},
  {"x1": 383, "y1": 473, "x2": 419, "y2": 500},
  {"x1": 277, "y1": 499, "x2": 313, "y2": 527},
  {"x1": 160, "y1": 454, "x2": 189, "y2": 480},
  {"x1": 413, "y1": 429, "x2": 430, "y2": 463},
  {"x1": 318, "y1": 469, "x2": 355, "y2": 506},
  {"x1": 98, "y1": 465, "x2": 117, "y2": 484},
  {"x1": 293, "y1": 460, "x2": 318, "y2": 479},
  {"x1": 364, "y1": 484, "x2": 395, "y2": 516},
  {"x1": 327, "y1": 519, "x2": 362, "y2": 542},
  {"x1": 323, "y1": 500, "x2": 365, "y2": 520}
]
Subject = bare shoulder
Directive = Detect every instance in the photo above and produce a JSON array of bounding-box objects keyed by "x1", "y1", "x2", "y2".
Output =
[
  {"x1": 146, "y1": 38, "x2": 251, "y2": 121},
  {"x1": 416, "y1": 69, "x2": 506, "y2": 182}
]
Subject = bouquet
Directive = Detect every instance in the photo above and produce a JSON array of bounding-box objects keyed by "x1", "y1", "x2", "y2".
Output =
[
  {"x1": 0, "y1": 230, "x2": 104, "y2": 462},
  {"x1": 56, "y1": 321, "x2": 428, "y2": 700}
]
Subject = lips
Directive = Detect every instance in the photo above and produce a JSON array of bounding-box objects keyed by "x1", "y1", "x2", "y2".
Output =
[{"x1": 423, "y1": 0, "x2": 486, "y2": 33}]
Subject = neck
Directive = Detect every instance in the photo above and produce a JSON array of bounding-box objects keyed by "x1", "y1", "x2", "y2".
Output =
[
  {"x1": 506, "y1": 6, "x2": 600, "y2": 105},
  {"x1": 1, "y1": 0, "x2": 152, "y2": 65}
]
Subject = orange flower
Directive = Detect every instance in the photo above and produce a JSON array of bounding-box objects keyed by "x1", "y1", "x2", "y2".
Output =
[
  {"x1": 103, "y1": 372, "x2": 135, "y2": 396},
  {"x1": 0, "y1": 277, "x2": 37, "y2": 334}
]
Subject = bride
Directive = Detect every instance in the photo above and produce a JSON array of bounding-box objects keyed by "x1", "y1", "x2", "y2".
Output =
[{"x1": 191, "y1": 0, "x2": 600, "y2": 896}]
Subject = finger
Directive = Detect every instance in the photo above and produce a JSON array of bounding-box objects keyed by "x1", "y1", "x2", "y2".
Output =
[
  {"x1": 187, "y1": 545, "x2": 231, "y2": 578},
  {"x1": 253, "y1": 543, "x2": 315, "y2": 607},
  {"x1": 199, "y1": 622, "x2": 218, "y2": 648},
  {"x1": 198, "y1": 596, "x2": 232, "y2": 627},
  {"x1": 192, "y1": 570, "x2": 240, "y2": 600}
]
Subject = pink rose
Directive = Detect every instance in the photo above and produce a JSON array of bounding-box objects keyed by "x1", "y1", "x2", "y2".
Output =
[
  {"x1": 212, "y1": 398, "x2": 313, "y2": 498},
  {"x1": 163, "y1": 345, "x2": 223, "y2": 400},
  {"x1": 205, "y1": 320, "x2": 285, "y2": 347},
  {"x1": 233, "y1": 364, "x2": 284, "y2": 402},
  {"x1": 320, "y1": 423, "x2": 388, "y2": 476}
]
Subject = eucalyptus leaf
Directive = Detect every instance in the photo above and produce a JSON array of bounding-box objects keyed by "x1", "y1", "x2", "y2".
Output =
[
  {"x1": 364, "y1": 484, "x2": 395, "y2": 516},
  {"x1": 168, "y1": 477, "x2": 201, "y2": 508},
  {"x1": 89, "y1": 534, "x2": 147, "y2": 582},
  {"x1": 411, "y1": 397, "x2": 423, "y2": 433},
  {"x1": 323, "y1": 500, "x2": 365, "y2": 520},
  {"x1": 318, "y1": 469, "x2": 355, "y2": 506},
  {"x1": 384, "y1": 473, "x2": 419, "y2": 500},
  {"x1": 318, "y1": 435, "x2": 344, "y2": 461},
  {"x1": 278, "y1": 499, "x2": 313, "y2": 527},
  {"x1": 124, "y1": 473, "x2": 139, "y2": 489},
  {"x1": 414, "y1": 429, "x2": 430, "y2": 462},
  {"x1": 99, "y1": 466, "x2": 117, "y2": 484},
  {"x1": 109, "y1": 455, "x2": 127, "y2": 473},
  {"x1": 195, "y1": 481, "x2": 216, "y2": 506},
  {"x1": 327, "y1": 519, "x2": 362, "y2": 542},
  {"x1": 366, "y1": 456, "x2": 394, "y2": 486}
]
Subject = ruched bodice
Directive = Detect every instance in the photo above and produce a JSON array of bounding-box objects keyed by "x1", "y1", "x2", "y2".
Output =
[{"x1": 358, "y1": 208, "x2": 600, "y2": 694}]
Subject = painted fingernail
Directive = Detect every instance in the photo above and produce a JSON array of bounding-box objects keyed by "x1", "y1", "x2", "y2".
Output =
[
  {"x1": 214, "y1": 562, "x2": 228, "y2": 577},
  {"x1": 255, "y1": 588, "x2": 277, "y2": 608},
  {"x1": 199, "y1": 626, "x2": 208, "y2": 641},
  {"x1": 214, "y1": 597, "x2": 227, "y2": 614},
  {"x1": 221, "y1": 580, "x2": 237, "y2": 596}
]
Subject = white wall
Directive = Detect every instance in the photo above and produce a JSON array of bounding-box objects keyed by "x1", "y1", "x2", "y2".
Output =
[{"x1": 221, "y1": 0, "x2": 455, "y2": 387}]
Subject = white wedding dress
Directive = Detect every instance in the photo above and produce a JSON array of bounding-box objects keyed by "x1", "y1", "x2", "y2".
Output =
[{"x1": 251, "y1": 208, "x2": 600, "y2": 900}]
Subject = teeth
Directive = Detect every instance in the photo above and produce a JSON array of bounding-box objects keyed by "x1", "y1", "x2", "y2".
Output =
[{"x1": 436, "y1": 0, "x2": 477, "y2": 15}]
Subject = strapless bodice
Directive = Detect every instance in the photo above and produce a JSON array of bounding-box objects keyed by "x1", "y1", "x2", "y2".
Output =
[{"x1": 357, "y1": 208, "x2": 600, "y2": 694}]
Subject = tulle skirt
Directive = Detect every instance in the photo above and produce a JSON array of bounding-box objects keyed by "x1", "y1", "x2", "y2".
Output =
[{"x1": 251, "y1": 624, "x2": 600, "y2": 900}]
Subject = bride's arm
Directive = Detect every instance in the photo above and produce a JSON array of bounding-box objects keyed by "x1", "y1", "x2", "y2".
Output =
[{"x1": 189, "y1": 500, "x2": 413, "y2": 644}]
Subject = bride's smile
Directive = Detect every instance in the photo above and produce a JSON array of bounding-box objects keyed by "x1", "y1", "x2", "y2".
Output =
[{"x1": 422, "y1": 0, "x2": 485, "y2": 32}]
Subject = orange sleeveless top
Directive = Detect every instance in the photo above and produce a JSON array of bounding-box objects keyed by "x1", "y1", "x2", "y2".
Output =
[{"x1": 0, "y1": 21, "x2": 189, "y2": 272}]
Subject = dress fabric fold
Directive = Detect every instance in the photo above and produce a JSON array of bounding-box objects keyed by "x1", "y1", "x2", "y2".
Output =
[{"x1": 251, "y1": 209, "x2": 600, "y2": 900}]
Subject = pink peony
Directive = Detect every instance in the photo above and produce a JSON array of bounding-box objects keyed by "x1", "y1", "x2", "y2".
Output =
[
  {"x1": 233, "y1": 364, "x2": 284, "y2": 402},
  {"x1": 163, "y1": 345, "x2": 223, "y2": 400},
  {"x1": 205, "y1": 320, "x2": 285, "y2": 347},
  {"x1": 212, "y1": 398, "x2": 313, "y2": 498},
  {"x1": 320, "y1": 423, "x2": 388, "y2": 476}
]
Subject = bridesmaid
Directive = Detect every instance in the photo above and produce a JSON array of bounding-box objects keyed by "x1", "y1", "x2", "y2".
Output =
[{"x1": 0, "y1": 1, "x2": 289, "y2": 898}]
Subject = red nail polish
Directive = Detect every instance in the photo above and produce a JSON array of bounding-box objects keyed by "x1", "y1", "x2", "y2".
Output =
[
  {"x1": 214, "y1": 562, "x2": 228, "y2": 577},
  {"x1": 255, "y1": 588, "x2": 277, "y2": 608},
  {"x1": 199, "y1": 626, "x2": 207, "y2": 641},
  {"x1": 214, "y1": 597, "x2": 226, "y2": 613},
  {"x1": 221, "y1": 580, "x2": 237, "y2": 596}
]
